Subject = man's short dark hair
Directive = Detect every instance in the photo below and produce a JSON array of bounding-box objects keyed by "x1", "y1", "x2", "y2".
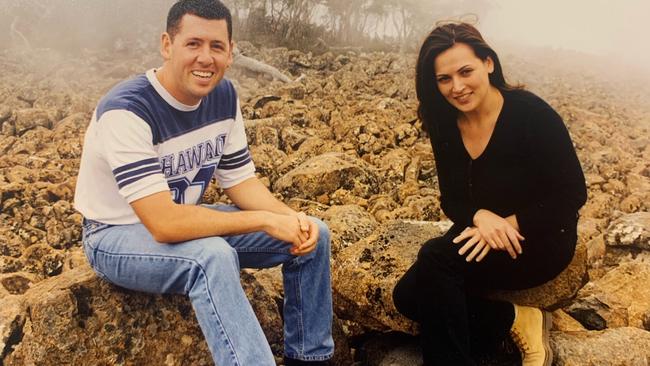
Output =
[{"x1": 167, "y1": 0, "x2": 232, "y2": 41}]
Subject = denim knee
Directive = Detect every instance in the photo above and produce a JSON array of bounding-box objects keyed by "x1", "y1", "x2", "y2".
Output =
[
  {"x1": 313, "y1": 217, "x2": 331, "y2": 250},
  {"x1": 192, "y1": 237, "x2": 241, "y2": 273}
]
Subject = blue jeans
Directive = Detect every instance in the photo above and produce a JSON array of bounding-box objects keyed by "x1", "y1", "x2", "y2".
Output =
[{"x1": 81, "y1": 204, "x2": 333, "y2": 365}]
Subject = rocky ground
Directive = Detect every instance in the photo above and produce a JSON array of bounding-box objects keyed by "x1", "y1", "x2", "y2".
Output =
[{"x1": 0, "y1": 42, "x2": 649, "y2": 366}]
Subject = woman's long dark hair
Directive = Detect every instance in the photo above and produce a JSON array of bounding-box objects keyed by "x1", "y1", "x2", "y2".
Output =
[{"x1": 415, "y1": 22, "x2": 520, "y2": 137}]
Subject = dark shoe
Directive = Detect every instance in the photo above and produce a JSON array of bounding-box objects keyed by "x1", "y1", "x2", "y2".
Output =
[{"x1": 283, "y1": 357, "x2": 330, "y2": 366}]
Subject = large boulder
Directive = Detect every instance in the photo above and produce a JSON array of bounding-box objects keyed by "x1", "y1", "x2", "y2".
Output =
[
  {"x1": 490, "y1": 241, "x2": 589, "y2": 310},
  {"x1": 321, "y1": 204, "x2": 378, "y2": 254},
  {"x1": 551, "y1": 327, "x2": 650, "y2": 366},
  {"x1": 1, "y1": 265, "x2": 212, "y2": 365},
  {"x1": 273, "y1": 152, "x2": 380, "y2": 201},
  {"x1": 332, "y1": 220, "x2": 452, "y2": 333},
  {"x1": 0, "y1": 262, "x2": 293, "y2": 365},
  {"x1": 564, "y1": 259, "x2": 650, "y2": 330},
  {"x1": 333, "y1": 218, "x2": 589, "y2": 333}
]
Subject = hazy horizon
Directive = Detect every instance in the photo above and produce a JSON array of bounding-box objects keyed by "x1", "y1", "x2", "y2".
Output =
[{"x1": 480, "y1": 0, "x2": 650, "y2": 79}]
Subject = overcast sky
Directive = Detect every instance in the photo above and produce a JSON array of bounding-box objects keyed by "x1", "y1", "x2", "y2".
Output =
[{"x1": 477, "y1": 0, "x2": 650, "y2": 76}]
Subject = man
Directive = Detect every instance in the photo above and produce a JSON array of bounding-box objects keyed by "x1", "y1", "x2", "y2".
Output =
[{"x1": 73, "y1": 1, "x2": 333, "y2": 365}]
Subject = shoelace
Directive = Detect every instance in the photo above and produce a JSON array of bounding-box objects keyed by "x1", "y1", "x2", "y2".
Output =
[{"x1": 510, "y1": 329, "x2": 531, "y2": 353}]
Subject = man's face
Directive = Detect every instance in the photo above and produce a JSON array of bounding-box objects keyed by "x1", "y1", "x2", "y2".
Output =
[{"x1": 160, "y1": 14, "x2": 233, "y2": 105}]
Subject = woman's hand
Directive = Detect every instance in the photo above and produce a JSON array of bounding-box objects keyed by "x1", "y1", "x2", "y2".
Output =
[
  {"x1": 452, "y1": 227, "x2": 491, "y2": 262},
  {"x1": 472, "y1": 209, "x2": 524, "y2": 259}
]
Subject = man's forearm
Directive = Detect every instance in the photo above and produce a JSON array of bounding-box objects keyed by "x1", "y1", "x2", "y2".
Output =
[
  {"x1": 133, "y1": 196, "x2": 272, "y2": 243},
  {"x1": 224, "y1": 177, "x2": 296, "y2": 216}
]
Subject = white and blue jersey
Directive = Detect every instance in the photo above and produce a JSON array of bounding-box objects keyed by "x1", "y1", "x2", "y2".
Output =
[{"x1": 74, "y1": 69, "x2": 255, "y2": 225}]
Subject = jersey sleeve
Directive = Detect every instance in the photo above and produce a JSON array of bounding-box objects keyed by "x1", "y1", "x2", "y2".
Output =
[
  {"x1": 215, "y1": 99, "x2": 256, "y2": 188},
  {"x1": 98, "y1": 109, "x2": 170, "y2": 203}
]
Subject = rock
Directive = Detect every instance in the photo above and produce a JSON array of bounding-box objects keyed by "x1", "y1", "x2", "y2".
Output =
[
  {"x1": 332, "y1": 220, "x2": 452, "y2": 333},
  {"x1": 577, "y1": 216, "x2": 604, "y2": 245},
  {"x1": 0, "y1": 272, "x2": 36, "y2": 295},
  {"x1": 250, "y1": 144, "x2": 288, "y2": 184},
  {"x1": 552, "y1": 309, "x2": 586, "y2": 332},
  {"x1": 551, "y1": 327, "x2": 650, "y2": 366},
  {"x1": 253, "y1": 125, "x2": 281, "y2": 147},
  {"x1": 8, "y1": 127, "x2": 52, "y2": 155},
  {"x1": 244, "y1": 116, "x2": 290, "y2": 135},
  {"x1": 331, "y1": 315, "x2": 355, "y2": 366},
  {"x1": 368, "y1": 194, "x2": 400, "y2": 222},
  {"x1": 1, "y1": 121, "x2": 16, "y2": 137},
  {"x1": 0, "y1": 263, "x2": 297, "y2": 365},
  {"x1": 0, "y1": 106, "x2": 12, "y2": 125},
  {"x1": 397, "y1": 194, "x2": 441, "y2": 222},
  {"x1": 0, "y1": 296, "x2": 26, "y2": 361},
  {"x1": 20, "y1": 244, "x2": 65, "y2": 279},
  {"x1": 279, "y1": 126, "x2": 308, "y2": 152},
  {"x1": 361, "y1": 333, "x2": 422, "y2": 366},
  {"x1": 585, "y1": 234, "x2": 606, "y2": 266},
  {"x1": 605, "y1": 212, "x2": 650, "y2": 250},
  {"x1": 274, "y1": 152, "x2": 380, "y2": 201},
  {"x1": 490, "y1": 241, "x2": 588, "y2": 310},
  {"x1": 241, "y1": 269, "x2": 284, "y2": 354},
  {"x1": 13, "y1": 109, "x2": 54, "y2": 136},
  {"x1": 620, "y1": 192, "x2": 648, "y2": 213},
  {"x1": 321, "y1": 204, "x2": 378, "y2": 254},
  {"x1": 375, "y1": 148, "x2": 412, "y2": 188},
  {"x1": 565, "y1": 260, "x2": 650, "y2": 330},
  {"x1": 580, "y1": 192, "x2": 617, "y2": 219},
  {"x1": 359, "y1": 331, "x2": 520, "y2": 366},
  {"x1": 393, "y1": 123, "x2": 419, "y2": 147},
  {"x1": 0, "y1": 136, "x2": 17, "y2": 154}
]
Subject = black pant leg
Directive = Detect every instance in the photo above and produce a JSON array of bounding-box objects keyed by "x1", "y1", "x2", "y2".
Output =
[
  {"x1": 392, "y1": 262, "x2": 420, "y2": 322},
  {"x1": 414, "y1": 234, "x2": 477, "y2": 366},
  {"x1": 392, "y1": 225, "x2": 577, "y2": 365}
]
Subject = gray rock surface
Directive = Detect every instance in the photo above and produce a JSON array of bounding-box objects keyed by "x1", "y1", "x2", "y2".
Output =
[
  {"x1": 606, "y1": 212, "x2": 650, "y2": 250},
  {"x1": 551, "y1": 327, "x2": 650, "y2": 366}
]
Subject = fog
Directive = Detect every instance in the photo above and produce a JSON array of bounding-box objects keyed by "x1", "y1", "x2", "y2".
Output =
[
  {"x1": 480, "y1": 0, "x2": 650, "y2": 80},
  {"x1": 2, "y1": 0, "x2": 649, "y2": 82}
]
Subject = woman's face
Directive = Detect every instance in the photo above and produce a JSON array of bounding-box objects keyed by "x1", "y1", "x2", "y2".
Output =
[{"x1": 434, "y1": 42, "x2": 494, "y2": 114}]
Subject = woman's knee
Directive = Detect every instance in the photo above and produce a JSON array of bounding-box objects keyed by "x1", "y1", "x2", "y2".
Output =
[
  {"x1": 417, "y1": 236, "x2": 456, "y2": 262},
  {"x1": 392, "y1": 268, "x2": 419, "y2": 321}
]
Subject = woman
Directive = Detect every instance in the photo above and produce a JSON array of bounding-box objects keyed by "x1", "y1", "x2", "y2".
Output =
[{"x1": 392, "y1": 23, "x2": 587, "y2": 366}]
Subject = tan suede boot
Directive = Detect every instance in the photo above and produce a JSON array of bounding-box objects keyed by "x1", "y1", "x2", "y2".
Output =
[{"x1": 510, "y1": 304, "x2": 552, "y2": 366}]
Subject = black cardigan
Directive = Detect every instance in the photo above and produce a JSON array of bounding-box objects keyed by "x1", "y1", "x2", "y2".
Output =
[{"x1": 430, "y1": 89, "x2": 587, "y2": 237}]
